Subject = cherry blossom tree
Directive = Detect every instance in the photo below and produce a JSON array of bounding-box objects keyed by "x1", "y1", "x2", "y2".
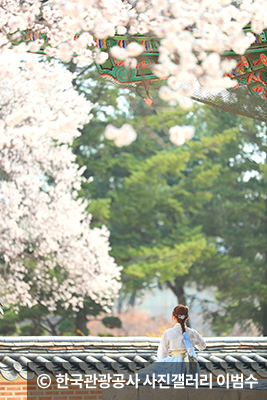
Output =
[
  {"x1": 0, "y1": 1, "x2": 262, "y2": 88},
  {"x1": 0, "y1": 54, "x2": 122, "y2": 313},
  {"x1": 0, "y1": 0, "x2": 264, "y2": 146}
]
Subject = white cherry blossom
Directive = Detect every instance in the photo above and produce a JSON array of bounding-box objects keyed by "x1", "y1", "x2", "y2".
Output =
[
  {"x1": 182, "y1": 125, "x2": 195, "y2": 140},
  {"x1": 0, "y1": 54, "x2": 122, "y2": 312},
  {"x1": 169, "y1": 125, "x2": 195, "y2": 146},
  {"x1": 104, "y1": 124, "x2": 121, "y2": 140},
  {"x1": 104, "y1": 124, "x2": 137, "y2": 146},
  {"x1": 0, "y1": 0, "x2": 261, "y2": 93},
  {"x1": 127, "y1": 42, "x2": 144, "y2": 57},
  {"x1": 95, "y1": 51, "x2": 109, "y2": 64},
  {"x1": 114, "y1": 124, "x2": 137, "y2": 147},
  {"x1": 110, "y1": 46, "x2": 129, "y2": 60}
]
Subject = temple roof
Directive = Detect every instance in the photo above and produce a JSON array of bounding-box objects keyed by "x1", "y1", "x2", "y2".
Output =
[{"x1": 0, "y1": 336, "x2": 267, "y2": 383}]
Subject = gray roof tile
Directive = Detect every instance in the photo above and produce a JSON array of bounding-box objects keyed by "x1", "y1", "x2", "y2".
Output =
[
  {"x1": 0, "y1": 336, "x2": 266, "y2": 386},
  {"x1": 1, "y1": 355, "x2": 21, "y2": 372},
  {"x1": 251, "y1": 354, "x2": 267, "y2": 366}
]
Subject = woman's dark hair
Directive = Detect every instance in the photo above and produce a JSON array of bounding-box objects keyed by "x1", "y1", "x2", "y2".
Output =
[{"x1": 172, "y1": 304, "x2": 189, "y2": 333}]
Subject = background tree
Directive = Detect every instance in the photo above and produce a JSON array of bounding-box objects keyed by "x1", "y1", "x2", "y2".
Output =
[
  {"x1": 72, "y1": 69, "x2": 226, "y2": 307},
  {"x1": 191, "y1": 106, "x2": 267, "y2": 335},
  {"x1": 73, "y1": 65, "x2": 267, "y2": 335}
]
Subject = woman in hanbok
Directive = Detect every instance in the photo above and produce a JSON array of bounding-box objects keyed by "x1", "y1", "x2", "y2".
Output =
[{"x1": 137, "y1": 304, "x2": 206, "y2": 384}]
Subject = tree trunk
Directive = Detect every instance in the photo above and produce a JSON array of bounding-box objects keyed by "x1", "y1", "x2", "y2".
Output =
[
  {"x1": 128, "y1": 293, "x2": 135, "y2": 307},
  {"x1": 166, "y1": 277, "x2": 191, "y2": 327},
  {"x1": 75, "y1": 308, "x2": 89, "y2": 336},
  {"x1": 45, "y1": 317, "x2": 59, "y2": 336},
  {"x1": 166, "y1": 277, "x2": 187, "y2": 305}
]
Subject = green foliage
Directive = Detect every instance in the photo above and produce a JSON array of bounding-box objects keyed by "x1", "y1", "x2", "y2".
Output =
[
  {"x1": 72, "y1": 69, "x2": 233, "y2": 313},
  {"x1": 19, "y1": 323, "x2": 46, "y2": 336},
  {"x1": 87, "y1": 198, "x2": 111, "y2": 227},
  {"x1": 97, "y1": 332, "x2": 114, "y2": 337},
  {"x1": 72, "y1": 66, "x2": 267, "y2": 334},
  {"x1": 190, "y1": 106, "x2": 267, "y2": 334},
  {"x1": 0, "y1": 311, "x2": 19, "y2": 336},
  {"x1": 58, "y1": 318, "x2": 76, "y2": 335},
  {"x1": 102, "y1": 316, "x2": 122, "y2": 329}
]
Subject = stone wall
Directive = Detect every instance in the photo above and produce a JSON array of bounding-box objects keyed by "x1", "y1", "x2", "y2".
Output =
[{"x1": 102, "y1": 386, "x2": 266, "y2": 400}]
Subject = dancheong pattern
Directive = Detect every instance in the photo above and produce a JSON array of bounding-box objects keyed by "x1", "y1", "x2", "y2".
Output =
[{"x1": 18, "y1": 27, "x2": 267, "y2": 100}]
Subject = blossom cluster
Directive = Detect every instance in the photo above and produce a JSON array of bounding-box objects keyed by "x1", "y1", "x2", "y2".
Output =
[
  {"x1": 1, "y1": 0, "x2": 265, "y2": 148},
  {"x1": 0, "y1": 1, "x2": 263, "y2": 93},
  {"x1": 169, "y1": 125, "x2": 195, "y2": 146},
  {"x1": 104, "y1": 123, "x2": 137, "y2": 147},
  {"x1": 0, "y1": 54, "x2": 122, "y2": 312}
]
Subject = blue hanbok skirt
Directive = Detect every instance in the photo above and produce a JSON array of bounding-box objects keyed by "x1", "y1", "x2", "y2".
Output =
[{"x1": 136, "y1": 355, "x2": 199, "y2": 386}]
